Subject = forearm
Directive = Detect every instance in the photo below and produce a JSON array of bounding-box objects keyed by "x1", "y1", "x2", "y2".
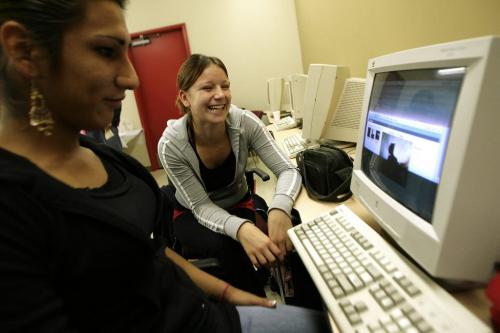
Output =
[
  {"x1": 161, "y1": 157, "x2": 238, "y2": 236},
  {"x1": 164, "y1": 247, "x2": 277, "y2": 308},
  {"x1": 274, "y1": 168, "x2": 301, "y2": 201},
  {"x1": 164, "y1": 247, "x2": 227, "y2": 299}
]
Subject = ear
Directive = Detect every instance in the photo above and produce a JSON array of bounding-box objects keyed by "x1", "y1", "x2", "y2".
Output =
[
  {"x1": 178, "y1": 90, "x2": 191, "y2": 108},
  {"x1": 0, "y1": 21, "x2": 40, "y2": 79}
]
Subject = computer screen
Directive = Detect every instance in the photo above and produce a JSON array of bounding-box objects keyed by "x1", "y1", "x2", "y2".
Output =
[
  {"x1": 351, "y1": 36, "x2": 500, "y2": 283},
  {"x1": 362, "y1": 68, "x2": 463, "y2": 222}
]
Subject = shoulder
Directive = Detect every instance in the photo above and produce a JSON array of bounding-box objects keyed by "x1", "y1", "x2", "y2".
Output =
[
  {"x1": 0, "y1": 147, "x2": 45, "y2": 193},
  {"x1": 0, "y1": 172, "x2": 56, "y2": 243},
  {"x1": 163, "y1": 114, "x2": 188, "y2": 139},
  {"x1": 158, "y1": 114, "x2": 190, "y2": 150},
  {"x1": 227, "y1": 105, "x2": 263, "y2": 130}
]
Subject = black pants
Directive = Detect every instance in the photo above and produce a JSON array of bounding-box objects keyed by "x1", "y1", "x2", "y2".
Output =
[{"x1": 173, "y1": 206, "x2": 267, "y2": 297}]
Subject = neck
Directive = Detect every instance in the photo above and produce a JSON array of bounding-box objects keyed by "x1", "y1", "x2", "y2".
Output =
[
  {"x1": 190, "y1": 118, "x2": 227, "y2": 146},
  {"x1": 0, "y1": 114, "x2": 81, "y2": 162}
]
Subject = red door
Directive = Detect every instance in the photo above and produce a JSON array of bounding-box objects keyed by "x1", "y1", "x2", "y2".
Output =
[{"x1": 129, "y1": 24, "x2": 190, "y2": 170}]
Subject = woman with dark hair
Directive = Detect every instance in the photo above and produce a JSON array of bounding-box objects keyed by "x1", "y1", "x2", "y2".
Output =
[
  {"x1": 158, "y1": 54, "x2": 302, "y2": 296},
  {"x1": 0, "y1": 1, "x2": 327, "y2": 332}
]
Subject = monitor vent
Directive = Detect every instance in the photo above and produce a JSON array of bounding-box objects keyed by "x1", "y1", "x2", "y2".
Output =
[{"x1": 330, "y1": 79, "x2": 366, "y2": 129}]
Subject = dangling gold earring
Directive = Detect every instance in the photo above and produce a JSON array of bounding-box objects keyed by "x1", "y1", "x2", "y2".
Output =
[{"x1": 29, "y1": 85, "x2": 54, "y2": 136}]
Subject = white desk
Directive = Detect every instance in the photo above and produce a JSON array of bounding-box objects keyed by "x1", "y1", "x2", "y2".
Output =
[{"x1": 251, "y1": 126, "x2": 492, "y2": 330}]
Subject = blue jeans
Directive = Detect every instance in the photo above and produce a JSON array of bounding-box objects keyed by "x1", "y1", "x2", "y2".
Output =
[{"x1": 236, "y1": 304, "x2": 330, "y2": 333}]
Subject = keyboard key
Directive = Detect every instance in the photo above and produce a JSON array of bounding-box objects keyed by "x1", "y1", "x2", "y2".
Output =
[
  {"x1": 365, "y1": 263, "x2": 383, "y2": 280},
  {"x1": 336, "y1": 274, "x2": 355, "y2": 294},
  {"x1": 282, "y1": 133, "x2": 319, "y2": 158},
  {"x1": 348, "y1": 312, "x2": 362, "y2": 325},
  {"x1": 354, "y1": 301, "x2": 368, "y2": 313}
]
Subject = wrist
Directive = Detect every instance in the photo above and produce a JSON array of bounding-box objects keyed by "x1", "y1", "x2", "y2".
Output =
[
  {"x1": 236, "y1": 221, "x2": 252, "y2": 241},
  {"x1": 219, "y1": 283, "x2": 231, "y2": 302},
  {"x1": 268, "y1": 208, "x2": 289, "y2": 218}
]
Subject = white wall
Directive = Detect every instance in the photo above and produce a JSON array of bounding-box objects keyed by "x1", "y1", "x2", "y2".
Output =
[{"x1": 121, "y1": 0, "x2": 303, "y2": 166}]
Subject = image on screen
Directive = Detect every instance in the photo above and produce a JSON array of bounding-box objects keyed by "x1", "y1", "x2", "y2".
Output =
[{"x1": 361, "y1": 67, "x2": 465, "y2": 222}]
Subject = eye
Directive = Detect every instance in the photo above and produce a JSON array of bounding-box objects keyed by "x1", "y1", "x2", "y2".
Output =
[
  {"x1": 201, "y1": 86, "x2": 213, "y2": 91},
  {"x1": 96, "y1": 46, "x2": 116, "y2": 59}
]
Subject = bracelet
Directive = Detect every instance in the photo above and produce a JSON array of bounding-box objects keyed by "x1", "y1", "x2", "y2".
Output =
[{"x1": 219, "y1": 283, "x2": 231, "y2": 302}]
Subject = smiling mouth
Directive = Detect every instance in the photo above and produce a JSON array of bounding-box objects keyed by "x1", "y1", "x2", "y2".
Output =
[{"x1": 208, "y1": 104, "x2": 225, "y2": 112}]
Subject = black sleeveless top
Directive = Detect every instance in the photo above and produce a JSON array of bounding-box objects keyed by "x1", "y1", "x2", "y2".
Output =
[
  {"x1": 187, "y1": 118, "x2": 236, "y2": 192},
  {"x1": 197, "y1": 149, "x2": 236, "y2": 192},
  {"x1": 80, "y1": 155, "x2": 157, "y2": 236}
]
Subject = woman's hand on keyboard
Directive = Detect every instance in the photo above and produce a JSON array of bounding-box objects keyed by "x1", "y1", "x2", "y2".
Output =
[
  {"x1": 237, "y1": 222, "x2": 282, "y2": 267},
  {"x1": 268, "y1": 209, "x2": 294, "y2": 259}
]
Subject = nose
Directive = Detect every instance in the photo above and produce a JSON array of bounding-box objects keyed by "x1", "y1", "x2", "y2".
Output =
[
  {"x1": 116, "y1": 57, "x2": 140, "y2": 90},
  {"x1": 213, "y1": 85, "x2": 226, "y2": 98}
]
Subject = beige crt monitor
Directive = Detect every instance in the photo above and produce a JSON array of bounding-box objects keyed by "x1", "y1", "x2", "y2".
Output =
[
  {"x1": 301, "y1": 64, "x2": 350, "y2": 143},
  {"x1": 266, "y1": 77, "x2": 283, "y2": 111},
  {"x1": 282, "y1": 80, "x2": 294, "y2": 113},
  {"x1": 322, "y1": 78, "x2": 366, "y2": 143},
  {"x1": 287, "y1": 74, "x2": 308, "y2": 121},
  {"x1": 351, "y1": 35, "x2": 500, "y2": 283}
]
